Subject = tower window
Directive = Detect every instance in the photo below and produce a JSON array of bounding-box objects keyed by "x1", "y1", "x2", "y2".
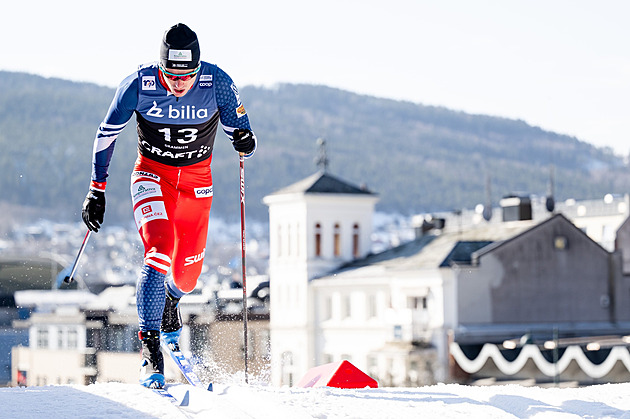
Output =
[
  {"x1": 315, "y1": 223, "x2": 322, "y2": 257},
  {"x1": 334, "y1": 223, "x2": 341, "y2": 257},
  {"x1": 352, "y1": 223, "x2": 360, "y2": 258}
]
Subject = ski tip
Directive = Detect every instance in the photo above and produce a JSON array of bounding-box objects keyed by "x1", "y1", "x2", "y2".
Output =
[
  {"x1": 207, "y1": 383, "x2": 213, "y2": 392},
  {"x1": 179, "y1": 390, "x2": 190, "y2": 407}
]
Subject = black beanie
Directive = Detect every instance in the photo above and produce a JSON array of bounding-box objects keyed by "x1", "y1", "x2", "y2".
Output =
[{"x1": 160, "y1": 23, "x2": 200, "y2": 69}]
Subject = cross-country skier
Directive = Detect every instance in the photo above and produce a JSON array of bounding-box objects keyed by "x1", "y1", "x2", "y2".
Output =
[{"x1": 81, "y1": 23, "x2": 257, "y2": 389}]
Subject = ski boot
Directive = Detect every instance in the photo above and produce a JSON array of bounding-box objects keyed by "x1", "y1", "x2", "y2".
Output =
[
  {"x1": 161, "y1": 290, "x2": 182, "y2": 352},
  {"x1": 138, "y1": 330, "x2": 165, "y2": 389}
]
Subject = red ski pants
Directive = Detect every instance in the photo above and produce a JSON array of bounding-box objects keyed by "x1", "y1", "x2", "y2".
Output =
[{"x1": 130, "y1": 155, "x2": 213, "y2": 293}]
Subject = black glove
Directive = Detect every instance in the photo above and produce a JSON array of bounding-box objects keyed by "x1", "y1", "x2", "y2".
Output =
[
  {"x1": 232, "y1": 129, "x2": 256, "y2": 155},
  {"x1": 82, "y1": 190, "x2": 106, "y2": 232}
]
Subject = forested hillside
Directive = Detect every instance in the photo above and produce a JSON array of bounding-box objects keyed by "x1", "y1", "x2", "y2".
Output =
[{"x1": 1, "y1": 70, "x2": 628, "y2": 226}]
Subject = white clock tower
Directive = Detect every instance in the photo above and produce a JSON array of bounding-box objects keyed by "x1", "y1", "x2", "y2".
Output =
[{"x1": 263, "y1": 164, "x2": 379, "y2": 386}]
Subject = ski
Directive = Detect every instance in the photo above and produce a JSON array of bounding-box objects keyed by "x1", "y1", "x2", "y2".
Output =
[
  {"x1": 162, "y1": 340, "x2": 213, "y2": 391},
  {"x1": 148, "y1": 385, "x2": 194, "y2": 419},
  {"x1": 152, "y1": 386, "x2": 180, "y2": 405}
]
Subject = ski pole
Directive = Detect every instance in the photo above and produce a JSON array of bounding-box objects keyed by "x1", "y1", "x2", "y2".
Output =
[
  {"x1": 64, "y1": 230, "x2": 92, "y2": 283},
  {"x1": 239, "y1": 153, "x2": 249, "y2": 384}
]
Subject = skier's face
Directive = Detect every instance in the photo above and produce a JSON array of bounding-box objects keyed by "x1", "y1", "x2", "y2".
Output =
[{"x1": 160, "y1": 66, "x2": 198, "y2": 97}]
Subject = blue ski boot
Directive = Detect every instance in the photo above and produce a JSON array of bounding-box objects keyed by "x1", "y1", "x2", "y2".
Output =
[
  {"x1": 161, "y1": 290, "x2": 182, "y2": 352},
  {"x1": 138, "y1": 330, "x2": 165, "y2": 388}
]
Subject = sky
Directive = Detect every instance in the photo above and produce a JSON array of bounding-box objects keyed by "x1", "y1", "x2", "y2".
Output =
[
  {"x1": 2, "y1": 0, "x2": 629, "y2": 155},
  {"x1": 1, "y1": 381, "x2": 630, "y2": 418}
]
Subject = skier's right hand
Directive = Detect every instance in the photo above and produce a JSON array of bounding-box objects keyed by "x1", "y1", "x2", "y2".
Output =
[{"x1": 82, "y1": 190, "x2": 106, "y2": 232}]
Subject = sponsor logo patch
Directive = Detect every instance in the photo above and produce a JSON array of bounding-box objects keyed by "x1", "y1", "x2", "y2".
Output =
[
  {"x1": 134, "y1": 201, "x2": 168, "y2": 229},
  {"x1": 184, "y1": 248, "x2": 206, "y2": 266},
  {"x1": 199, "y1": 74, "x2": 213, "y2": 88},
  {"x1": 131, "y1": 181, "x2": 162, "y2": 205},
  {"x1": 145, "y1": 101, "x2": 208, "y2": 120},
  {"x1": 147, "y1": 101, "x2": 164, "y2": 118},
  {"x1": 194, "y1": 186, "x2": 213, "y2": 198},
  {"x1": 141, "y1": 76, "x2": 156, "y2": 90},
  {"x1": 131, "y1": 171, "x2": 160, "y2": 182},
  {"x1": 236, "y1": 104, "x2": 246, "y2": 118},
  {"x1": 168, "y1": 49, "x2": 192, "y2": 61},
  {"x1": 140, "y1": 140, "x2": 211, "y2": 160}
]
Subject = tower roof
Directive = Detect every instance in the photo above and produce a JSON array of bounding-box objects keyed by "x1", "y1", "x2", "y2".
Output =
[{"x1": 268, "y1": 172, "x2": 376, "y2": 196}]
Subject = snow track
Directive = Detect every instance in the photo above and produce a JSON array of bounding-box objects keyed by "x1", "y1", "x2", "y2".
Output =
[{"x1": 3, "y1": 381, "x2": 630, "y2": 418}]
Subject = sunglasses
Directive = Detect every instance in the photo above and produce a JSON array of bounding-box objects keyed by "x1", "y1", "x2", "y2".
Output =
[{"x1": 159, "y1": 64, "x2": 200, "y2": 81}]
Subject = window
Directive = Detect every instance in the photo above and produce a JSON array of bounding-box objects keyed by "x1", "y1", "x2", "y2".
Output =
[
  {"x1": 295, "y1": 223, "x2": 300, "y2": 257},
  {"x1": 37, "y1": 328, "x2": 49, "y2": 349},
  {"x1": 334, "y1": 223, "x2": 341, "y2": 257},
  {"x1": 107, "y1": 326, "x2": 126, "y2": 352},
  {"x1": 67, "y1": 328, "x2": 78, "y2": 349},
  {"x1": 343, "y1": 295, "x2": 352, "y2": 319},
  {"x1": 408, "y1": 296, "x2": 428, "y2": 310},
  {"x1": 352, "y1": 223, "x2": 360, "y2": 258},
  {"x1": 315, "y1": 223, "x2": 322, "y2": 257},
  {"x1": 281, "y1": 352, "x2": 294, "y2": 386},
  {"x1": 554, "y1": 236, "x2": 568, "y2": 250},
  {"x1": 367, "y1": 355, "x2": 378, "y2": 379},
  {"x1": 277, "y1": 225, "x2": 282, "y2": 257},
  {"x1": 368, "y1": 294, "x2": 378, "y2": 318},
  {"x1": 287, "y1": 224, "x2": 292, "y2": 256},
  {"x1": 367, "y1": 355, "x2": 378, "y2": 370},
  {"x1": 323, "y1": 296, "x2": 332, "y2": 321},
  {"x1": 57, "y1": 328, "x2": 64, "y2": 349},
  {"x1": 84, "y1": 352, "x2": 97, "y2": 368},
  {"x1": 393, "y1": 325, "x2": 402, "y2": 340}
]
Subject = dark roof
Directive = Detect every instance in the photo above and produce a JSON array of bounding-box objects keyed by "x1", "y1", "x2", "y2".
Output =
[
  {"x1": 313, "y1": 219, "x2": 536, "y2": 281},
  {"x1": 269, "y1": 172, "x2": 376, "y2": 196},
  {"x1": 439, "y1": 241, "x2": 494, "y2": 267},
  {"x1": 335, "y1": 234, "x2": 438, "y2": 273}
]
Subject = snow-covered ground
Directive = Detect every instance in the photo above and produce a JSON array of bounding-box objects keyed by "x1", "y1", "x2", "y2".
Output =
[{"x1": 2, "y1": 381, "x2": 630, "y2": 418}]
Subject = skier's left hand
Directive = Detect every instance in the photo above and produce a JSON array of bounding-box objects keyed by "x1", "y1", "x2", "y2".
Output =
[{"x1": 232, "y1": 129, "x2": 256, "y2": 155}]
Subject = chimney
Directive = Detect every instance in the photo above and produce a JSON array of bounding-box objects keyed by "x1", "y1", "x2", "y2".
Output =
[
  {"x1": 415, "y1": 216, "x2": 446, "y2": 238},
  {"x1": 500, "y1": 195, "x2": 532, "y2": 222}
]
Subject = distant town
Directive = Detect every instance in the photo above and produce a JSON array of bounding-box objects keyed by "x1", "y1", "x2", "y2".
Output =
[{"x1": 2, "y1": 180, "x2": 630, "y2": 388}]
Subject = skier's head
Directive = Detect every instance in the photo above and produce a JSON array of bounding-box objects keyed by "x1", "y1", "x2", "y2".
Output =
[{"x1": 160, "y1": 23, "x2": 200, "y2": 70}]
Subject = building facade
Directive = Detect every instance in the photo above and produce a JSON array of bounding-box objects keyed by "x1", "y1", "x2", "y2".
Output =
[
  {"x1": 265, "y1": 170, "x2": 630, "y2": 386},
  {"x1": 10, "y1": 285, "x2": 270, "y2": 387}
]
